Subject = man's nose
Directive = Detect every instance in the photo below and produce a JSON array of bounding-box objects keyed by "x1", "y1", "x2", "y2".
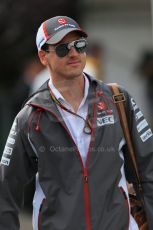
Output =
[{"x1": 68, "y1": 47, "x2": 79, "y2": 56}]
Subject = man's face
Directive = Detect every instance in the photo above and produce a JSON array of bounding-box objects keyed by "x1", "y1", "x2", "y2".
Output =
[{"x1": 39, "y1": 32, "x2": 87, "y2": 81}]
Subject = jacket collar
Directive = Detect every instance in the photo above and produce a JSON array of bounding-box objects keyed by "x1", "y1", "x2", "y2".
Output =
[{"x1": 25, "y1": 73, "x2": 99, "y2": 112}]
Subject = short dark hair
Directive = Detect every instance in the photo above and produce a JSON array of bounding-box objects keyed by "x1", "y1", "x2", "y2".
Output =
[{"x1": 41, "y1": 43, "x2": 50, "y2": 52}]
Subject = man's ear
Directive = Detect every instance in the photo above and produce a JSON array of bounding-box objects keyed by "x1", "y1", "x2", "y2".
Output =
[{"x1": 38, "y1": 50, "x2": 47, "y2": 66}]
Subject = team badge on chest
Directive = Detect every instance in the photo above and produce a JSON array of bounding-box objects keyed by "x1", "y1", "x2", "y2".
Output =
[{"x1": 96, "y1": 91, "x2": 115, "y2": 127}]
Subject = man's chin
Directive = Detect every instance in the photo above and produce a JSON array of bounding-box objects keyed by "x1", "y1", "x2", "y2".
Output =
[{"x1": 65, "y1": 69, "x2": 84, "y2": 79}]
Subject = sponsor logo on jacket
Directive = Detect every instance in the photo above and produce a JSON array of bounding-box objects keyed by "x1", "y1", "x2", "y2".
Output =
[
  {"x1": 97, "y1": 115, "x2": 115, "y2": 126},
  {"x1": 1, "y1": 120, "x2": 17, "y2": 166}
]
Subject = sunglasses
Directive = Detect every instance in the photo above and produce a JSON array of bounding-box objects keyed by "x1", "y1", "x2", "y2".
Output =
[{"x1": 45, "y1": 38, "x2": 88, "y2": 58}]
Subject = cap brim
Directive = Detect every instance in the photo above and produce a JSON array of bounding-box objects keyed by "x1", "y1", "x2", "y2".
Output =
[{"x1": 46, "y1": 28, "x2": 88, "y2": 45}]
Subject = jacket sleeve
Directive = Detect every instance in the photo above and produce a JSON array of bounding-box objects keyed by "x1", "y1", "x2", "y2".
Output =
[
  {"x1": 0, "y1": 114, "x2": 38, "y2": 230},
  {"x1": 123, "y1": 89, "x2": 153, "y2": 229}
]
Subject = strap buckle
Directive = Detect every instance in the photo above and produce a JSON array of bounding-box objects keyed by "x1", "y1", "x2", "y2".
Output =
[{"x1": 113, "y1": 93, "x2": 126, "y2": 103}]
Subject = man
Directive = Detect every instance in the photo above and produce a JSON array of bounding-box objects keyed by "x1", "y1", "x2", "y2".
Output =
[{"x1": 0, "y1": 16, "x2": 153, "y2": 230}]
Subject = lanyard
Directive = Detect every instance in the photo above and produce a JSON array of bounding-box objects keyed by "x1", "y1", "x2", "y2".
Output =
[{"x1": 49, "y1": 87, "x2": 92, "y2": 134}]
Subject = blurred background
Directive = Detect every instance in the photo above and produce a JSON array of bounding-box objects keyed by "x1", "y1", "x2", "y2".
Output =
[{"x1": 0, "y1": 0, "x2": 153, "y2": 229}]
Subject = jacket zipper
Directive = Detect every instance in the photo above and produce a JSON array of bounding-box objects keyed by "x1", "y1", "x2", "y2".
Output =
[
  {"x1": 83, "y1": 171, "x2": 91, "y2": 230},
  {"x1": 29, "y1": 90, "x2": 97, "y2": 230}
]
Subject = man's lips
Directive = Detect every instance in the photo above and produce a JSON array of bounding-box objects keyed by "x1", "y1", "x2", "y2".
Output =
[{"x1": 67, "y1": 60, "x2": 81, "y2": 65}]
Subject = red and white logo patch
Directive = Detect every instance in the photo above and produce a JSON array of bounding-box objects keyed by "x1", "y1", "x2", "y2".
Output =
[
  {"x1": 98, "y1": 101, "x2": 106, "y2": 110},
  {"x1": 58, "y1": 18, "x2": 67, "y2": 24}
]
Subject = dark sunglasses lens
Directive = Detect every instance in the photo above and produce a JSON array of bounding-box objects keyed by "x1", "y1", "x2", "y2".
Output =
[
  {"x1": 75, "y1": 40, "x2": 87, "y2": 53},
  {"x1": 55, "y1": 44, "x2": 69, "y2": 57}
]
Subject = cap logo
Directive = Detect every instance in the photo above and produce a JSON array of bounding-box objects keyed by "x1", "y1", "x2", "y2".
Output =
[{"x1": 58, "y1": 18, "x2": 67, "y2": 24}]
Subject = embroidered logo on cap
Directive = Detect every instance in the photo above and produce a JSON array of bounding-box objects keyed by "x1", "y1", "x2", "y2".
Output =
[{"x1": 58, "y1": 18, "x2": 67, "y2": 24}]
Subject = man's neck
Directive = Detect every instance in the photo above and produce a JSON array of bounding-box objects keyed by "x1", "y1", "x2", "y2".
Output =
[{"x1": 51, "y1": 75, "x2": 85, "y2": 112}]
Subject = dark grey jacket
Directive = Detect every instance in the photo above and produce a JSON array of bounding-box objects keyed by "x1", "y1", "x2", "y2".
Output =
[{"x1": 0, "y1": 75, "x2": 153, "y2": 230}]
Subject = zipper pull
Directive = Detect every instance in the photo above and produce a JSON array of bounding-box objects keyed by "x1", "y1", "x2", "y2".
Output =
[{"x1": 84, "y1": 173, "x2": 88, "y2": 183}]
